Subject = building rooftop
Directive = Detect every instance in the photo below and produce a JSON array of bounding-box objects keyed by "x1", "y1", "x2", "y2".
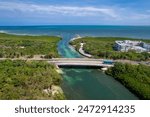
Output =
[{"x1": 115, "y1": 40, "x2": 149, "y2": 52}]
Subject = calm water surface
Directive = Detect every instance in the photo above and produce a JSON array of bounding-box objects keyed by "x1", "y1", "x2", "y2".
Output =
[{"x1": 1, "y1": 25, "x2": 150, "y2": 99}]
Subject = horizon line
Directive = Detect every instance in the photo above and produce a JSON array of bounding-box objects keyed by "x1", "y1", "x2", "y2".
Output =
[{"x1": 0, "y1": 24, "x2": 150, "y2": 27}]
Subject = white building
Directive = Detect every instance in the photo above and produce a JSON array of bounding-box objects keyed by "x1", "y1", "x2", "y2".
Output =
[
  {"x1": 142, "y1": 42, "x2": 150, "y2": 51},
  {"x1": 114, "y1": 40, "x2": 148, "y2": 53}
]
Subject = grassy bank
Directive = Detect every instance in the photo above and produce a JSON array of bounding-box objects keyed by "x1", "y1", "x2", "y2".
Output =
[
  {"x1": 70, "y1": 37, "x2": 150, "y2": 61},
  {"x1": 106, "y1": 63, "x2": 150, "y2": 99},
  {"x1": 0, "y1": 33, "x2": 61, "y2": 58},
  {"x1": 0, "y1": 60, "x2": 65, "y2": 100}
]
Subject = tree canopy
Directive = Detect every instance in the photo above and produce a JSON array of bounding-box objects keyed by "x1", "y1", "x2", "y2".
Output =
[
  {"x1": 0, "y1": 60, "x2": 65, "y2": 100},
  {"x1": 0, "y1": 33, "x2": 61, "y2": 58},
  {"x1": 106, "y1": 63, "x2": 150, "y2": 99}
]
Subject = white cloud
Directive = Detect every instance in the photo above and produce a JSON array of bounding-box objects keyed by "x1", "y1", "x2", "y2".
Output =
[
  {"x1": 0, "y1": 1, "x2": 150, "y2": 24},
  {"x1": 117, "y1": 8, "x2": 150, "y2": 20},
  {"x1": 0, "y1": 2, "x2": 118, "y2": 18}
]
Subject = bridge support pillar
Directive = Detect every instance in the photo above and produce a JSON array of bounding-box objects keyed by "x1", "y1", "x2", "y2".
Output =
[
  {"x1": 55, "y1": 65, "x2": 64, "y2": 74},
  {"x1": 101, "y1": 67, "x2": 108, "y2": 71}
]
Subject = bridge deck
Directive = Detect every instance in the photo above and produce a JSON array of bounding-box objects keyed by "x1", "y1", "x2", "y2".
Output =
[{"x1": 49, "y1": 58, "x2": 114, "y2": 67}]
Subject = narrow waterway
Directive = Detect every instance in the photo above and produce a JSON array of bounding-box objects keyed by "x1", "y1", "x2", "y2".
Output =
[{"x1": 58, "y1": 33, "x2": 138, "y2": 100}]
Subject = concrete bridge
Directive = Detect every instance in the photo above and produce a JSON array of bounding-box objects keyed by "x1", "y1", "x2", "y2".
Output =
[{"x1": 48, "y1": 58, "x2": 114, "y2": 68}]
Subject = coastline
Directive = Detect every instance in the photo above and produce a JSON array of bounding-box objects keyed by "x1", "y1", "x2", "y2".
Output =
[{"x1": 70, "y1": 35, "x2": 82, "y2": 41}]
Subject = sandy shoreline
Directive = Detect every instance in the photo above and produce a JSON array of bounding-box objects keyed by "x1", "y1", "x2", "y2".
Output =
[
  {"x1": 78, "y1": 43, "x2": 92, "y2": 58},
  {"x1": 70, "y1": 36, "x2": 93, "y2": 58}
]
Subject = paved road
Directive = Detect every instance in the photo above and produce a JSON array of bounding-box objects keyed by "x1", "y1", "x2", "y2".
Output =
[{"x1": 49, "y1": 58, "x2": 113, "y2": 67}]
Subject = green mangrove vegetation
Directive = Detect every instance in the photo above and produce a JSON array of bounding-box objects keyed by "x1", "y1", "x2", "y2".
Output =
[
  {"x1": 0, "y1": 33, "x2": 65, "y2": 100},
  {"x1": 0, "y1": 60, "x2": 65, "y2": 100},
  {"x1": 106, "y1": 63, "x2": 150, "y2": 99},
  {"x1": 0, "y1": 33, "x2": 61, "y2": 58},
  {"x1": 70, "y1": 37, "x2": 150, "y2": 61}
]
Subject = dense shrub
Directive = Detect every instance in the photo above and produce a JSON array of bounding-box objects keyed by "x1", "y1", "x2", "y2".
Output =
[
  {"x1": 0, "y1": 33, "x2": 61, "y2": 58},
  {"x1": 106, "y1": 63, "x2": 150, "y2": 99},
  {"x1": 0, "y1": 60, "x2": 64, "y2": 100}
]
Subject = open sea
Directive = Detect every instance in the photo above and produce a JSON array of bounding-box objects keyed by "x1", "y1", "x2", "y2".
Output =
[{"x1": 1, "y1": 25, "x2": 150, "y2": 99}]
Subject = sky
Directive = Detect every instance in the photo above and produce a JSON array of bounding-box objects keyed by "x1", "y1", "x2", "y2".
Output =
[{"x1": 0, "y1": 0, "x2": 150, "y2": 25}]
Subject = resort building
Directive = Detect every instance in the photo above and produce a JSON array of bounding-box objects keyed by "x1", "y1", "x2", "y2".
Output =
[
  {"x1": 114, "y1": 40, "x2": 149, "y2": 53},
  {"x1": 141, "y1": 42, "x2": 150, "y2": 52}
]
